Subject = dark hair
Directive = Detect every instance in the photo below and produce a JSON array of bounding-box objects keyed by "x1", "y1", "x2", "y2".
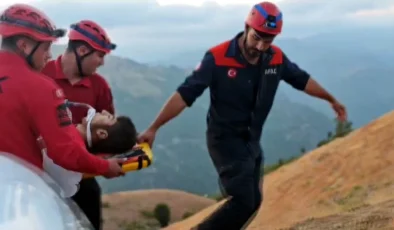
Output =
[
  {"x1": 245, "y1": 25, "x2": 276, "y2": 39},
  {"x1": 89, "y1": 116, "x2": 138, "y2": 154},
  {"x1": 1, "y1": 35, "x2": 34, "y2": 50},
  {"x1": 66, "y1": 40, "x2": 92, "y2": 53},
  {"x1": 255, "y1": 30, "x2": 276, "y2": 39}
]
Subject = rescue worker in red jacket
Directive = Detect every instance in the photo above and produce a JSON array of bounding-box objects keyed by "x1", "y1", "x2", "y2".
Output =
[
  {"x1": 0, "y1": 4, "x2": 125, "y2": 180},
  {"x1": 138, "y1": 2, "x2": 347, "y2": 230},
  {"x1": 41, "y1": 20, "x2": 117, "y2": 230}
]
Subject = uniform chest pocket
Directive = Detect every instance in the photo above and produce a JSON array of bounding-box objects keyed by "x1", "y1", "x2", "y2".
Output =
[{"x1": 217, "y1": 67, "x2": 255, "y2": 95}]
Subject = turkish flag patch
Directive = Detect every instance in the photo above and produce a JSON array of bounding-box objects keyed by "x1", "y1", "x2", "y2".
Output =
[{"x1": 53, "y1": 88, "x2": 65, "y2": 99}]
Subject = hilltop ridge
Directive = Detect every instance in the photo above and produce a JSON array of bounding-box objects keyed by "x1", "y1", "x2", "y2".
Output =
[
  {"x1": 164, "y1": 110, "x2": 394, "y2": 229},
  {"x1": 102, "y1": 189, "x2": 215, "y2": 230}
]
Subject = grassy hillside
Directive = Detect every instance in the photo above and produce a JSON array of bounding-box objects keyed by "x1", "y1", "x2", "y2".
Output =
[
  {"x1": 51, "y1": 45, "x2": 334, "y2": 196},
  {"x1": 101, "y1": 189, "x2": 215, "y2": 230},
  {"x1": 164, "y1": 110, "x2": 394, "y2": 229},
  {"x1": 283, "y1": 200, "x2": 394, "y2": 230}
]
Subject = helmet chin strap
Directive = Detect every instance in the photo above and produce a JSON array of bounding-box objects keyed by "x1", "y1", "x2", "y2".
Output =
[
  {"x1": 70, "y1": 43, "x2": 95, "y2": 77},
  {"x1": 65, "y1": 100, "x2": 96, "y2": 147},
  {"x1": 86, "y1": 107, "x2": 96, "y2": 148}
]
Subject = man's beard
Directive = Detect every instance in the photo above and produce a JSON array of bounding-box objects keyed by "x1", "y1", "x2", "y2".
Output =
[
  {"x1": 246, "y1": 47, "x2": 260, "y2": 58},
  {"x1": 243, "y1": 37, "x2": 260, "y2": 59}
]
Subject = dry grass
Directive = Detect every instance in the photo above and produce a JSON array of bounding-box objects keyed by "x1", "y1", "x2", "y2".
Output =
[
  {"x1": 281, "y1": 200, "x2": 394, "y2": 230},
  {"x1": 164, "y1": 111, "x2": 394, "y2": 230},
  {"x1": 102, "y1": 189, "x2": 216, "y2": 230}
]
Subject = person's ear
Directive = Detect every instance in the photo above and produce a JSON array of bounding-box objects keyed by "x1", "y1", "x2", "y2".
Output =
[
  {"x1": 96, "y1": 129, "x2": 108, "y2": 140},
  {"x1": 16, "y1": 37, "x2": 32, "y2": 54},
  {"x1": 77, "y1": 44, "x2": 91, "y2": 56}
]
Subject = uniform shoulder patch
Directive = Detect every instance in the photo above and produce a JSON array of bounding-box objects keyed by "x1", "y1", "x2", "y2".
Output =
[
  {"x1": 209, "y1": 40, "x2": 232, "y2": 58},
  {"x1": 56, "y1": 103, "x2": 73, "y2": 127},
  {"x1": 270, "y1": 45, "x2": 282, "y2": 53},
  {"x1": 209, "y1": 40, "x2": 245, "y2": 68}
]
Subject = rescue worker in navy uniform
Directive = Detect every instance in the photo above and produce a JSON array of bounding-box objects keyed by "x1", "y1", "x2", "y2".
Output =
[{"x1": 138, "y1": 1, "x2": 347, "y2": 229}]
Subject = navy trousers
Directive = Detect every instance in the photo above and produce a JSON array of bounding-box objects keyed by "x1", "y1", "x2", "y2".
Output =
[
  {"x1": 193, "y1": 134, "x2": 264, "y2": 230},
  {"x1": 72, "y1": 178, "x2": 102, "y2": 230}
]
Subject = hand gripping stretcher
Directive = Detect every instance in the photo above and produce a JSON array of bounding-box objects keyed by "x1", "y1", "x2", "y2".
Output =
[{"x1": 83, "y1": 142, "x2": 153, "y2": 178}]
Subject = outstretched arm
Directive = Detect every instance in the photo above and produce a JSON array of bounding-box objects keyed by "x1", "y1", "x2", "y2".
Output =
[
  {"x1": 148, "y1": 51, "x2": 216, "y2": 131},
  {"x1": 138, "y1": 52, "x2": 216, "y2": 147},
  {"x1": 148, "y1": 92, "x2": 187, "y2": 131},
  {"x1": 281, "y1": 53, "x2": 337, "y2": 102},
  {"x1": 281, "y1": 53, "x2": 347, "y2": 120},
  {"x1": 303, "y1": 78, "x2": 336, "y2": 103}
]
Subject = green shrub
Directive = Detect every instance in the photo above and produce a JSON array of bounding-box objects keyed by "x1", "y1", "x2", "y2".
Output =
[{"x1": 153, "y1": 203, "x2": 171, "y2": 227}]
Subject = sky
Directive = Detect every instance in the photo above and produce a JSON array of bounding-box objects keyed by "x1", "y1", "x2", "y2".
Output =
[
  {"x1": 156, "y1": 0, "x2": 276, "y2": 6},
  {"x1": 0, "y1": 0, "x2": 277, "y2": 7},
  {"x1": 0, "y1": 0, "x2": 393, "y2": 62}
]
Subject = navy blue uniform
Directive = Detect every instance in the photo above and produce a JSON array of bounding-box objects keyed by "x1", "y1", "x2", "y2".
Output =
[{"x1": 177, "y1": 32, "x2": 310, "y2": 230}]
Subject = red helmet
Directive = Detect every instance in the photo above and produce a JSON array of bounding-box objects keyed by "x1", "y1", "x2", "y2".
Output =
[
  {"x1": 0, "y1": 4, "x2": 65, "y2": 42},
  {"x1": 245, "y1": 1, "x2": 283, "y2": 36},
  {"x1": 68, "y1": 20, "x2": 116, "y2": 54}
]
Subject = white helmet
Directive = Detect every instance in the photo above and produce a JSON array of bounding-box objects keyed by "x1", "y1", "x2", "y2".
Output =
[{"x1": 0, "y1": 152, "x2": 94, "y2": 230}]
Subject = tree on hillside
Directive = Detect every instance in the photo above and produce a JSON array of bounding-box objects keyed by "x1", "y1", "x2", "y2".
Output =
[
  {"x1": 317, "y1": 119, "x2": 353, "y2": 147},
  {"x1": 278, "y1": 158, "x2": 284, "y2": 166},
  {"x1": 300, "y1": 147, "x2": 306, "y2": 154},
  {"x1": 153, "y1": 203, "x2": 171, "y2": 227},
  {"x1": 335, "y1": 120, "x2": 353, "y2": 137}
]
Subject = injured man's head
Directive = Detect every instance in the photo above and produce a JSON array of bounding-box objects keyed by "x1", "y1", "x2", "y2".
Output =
[{"x1": 76, "y1": 110, "x2": 137, "y2": 154}]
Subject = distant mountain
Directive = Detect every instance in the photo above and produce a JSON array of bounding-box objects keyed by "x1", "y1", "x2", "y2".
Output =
[
  {"x1": 51, "y1": 45, "x2": 333, "y2": 195},
  {"x1": 151, "y1": 49, "x2": 206, "y2": 69},
  {"x1": 278, "y1": 30, "x2": 394, "y2": 127},
  {"x1": 154, "y1": 29, "x2": 394, "y2": 127}
]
